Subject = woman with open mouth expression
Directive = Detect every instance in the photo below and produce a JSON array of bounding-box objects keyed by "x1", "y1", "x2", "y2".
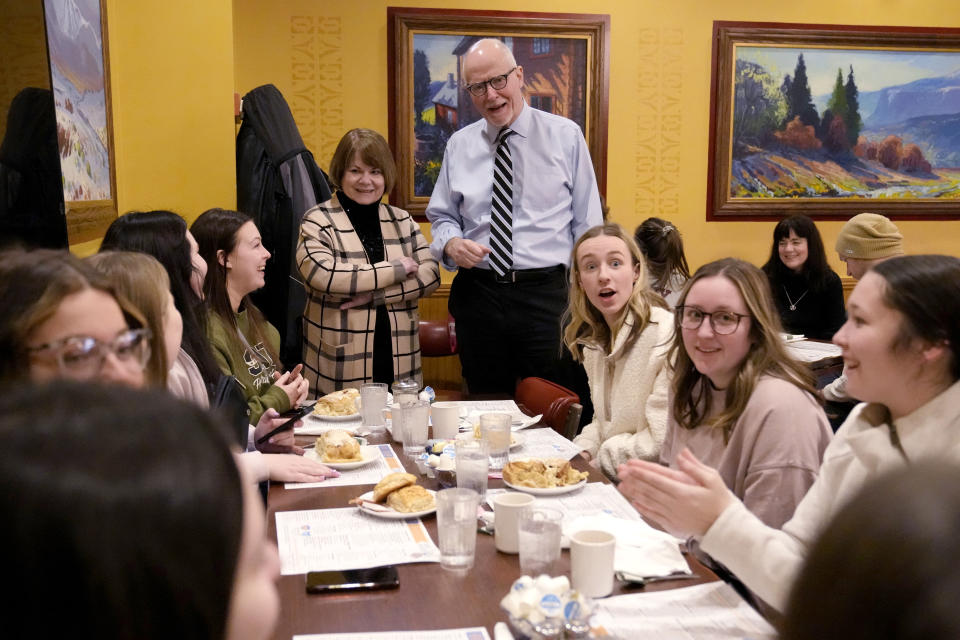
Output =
[
  {"x1": 651, "y1": 258, "x2": 831, "y2": 535},
  {"x1": 617, "y1": 255, "x2": 960, "y2": 613},
  {"x1": 565, "y1": 223, "x2": 674, "y2": 479},
  {"x1": 193, "y1": 208, "x2": 309, "y2": 425},
  {"x1": 762, "y1": 214, "x2": 846, "y2": 340}
]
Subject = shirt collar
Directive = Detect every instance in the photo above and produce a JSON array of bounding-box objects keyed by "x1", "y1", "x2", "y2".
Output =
[{"x1": 483, "y1": 100, "x2": 529, "y2": 144}]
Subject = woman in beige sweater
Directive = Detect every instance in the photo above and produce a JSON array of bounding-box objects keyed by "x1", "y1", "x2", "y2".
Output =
[{"x1": 565, "y1": 223, "x2": 674, "y2": 478}]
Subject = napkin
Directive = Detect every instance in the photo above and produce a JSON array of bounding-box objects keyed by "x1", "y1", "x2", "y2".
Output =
[
  {"x1": 513, "y1": 414, "x2": 542, "y2": 431},
  {"x1": 562, "y1": 513, "x2": 690, "y2": 580},
  {"x1": 463, "y1": 411, "x2": 542, "y2": 430}
]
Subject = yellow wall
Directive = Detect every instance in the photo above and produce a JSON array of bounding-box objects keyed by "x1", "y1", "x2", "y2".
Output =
[
  {"x1": 233, "y1": 0, "x2": 960, "y2": 277},
  {"x1": 71, "y1": 0, "x2": 237, "y2": 255}
]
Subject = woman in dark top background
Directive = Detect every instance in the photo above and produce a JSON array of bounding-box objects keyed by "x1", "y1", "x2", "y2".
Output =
[{"x1": 762, "y1": 214, "x2": 845, "y2": 340}]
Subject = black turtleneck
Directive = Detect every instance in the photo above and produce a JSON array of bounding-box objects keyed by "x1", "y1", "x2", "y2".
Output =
[
  {"x1": 338, "y1": 190, "x2": 384, "y2": 262},
  {"x1": 338, "y1": 190, "x2": 393, "y2": 384}
]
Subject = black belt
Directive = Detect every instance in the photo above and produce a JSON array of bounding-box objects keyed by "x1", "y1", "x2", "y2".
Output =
[{"x1": 464, "y1": 265, "x2": 566, "y2": 284}]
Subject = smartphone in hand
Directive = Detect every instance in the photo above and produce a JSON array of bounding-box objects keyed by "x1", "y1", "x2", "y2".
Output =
[{"x1": 255, "y1": 401, "x2": 316, "y2": 446}]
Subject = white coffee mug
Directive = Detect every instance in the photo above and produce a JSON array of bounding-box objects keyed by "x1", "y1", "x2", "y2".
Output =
[
  {"x1": 493, "y1": 492, "x2": 535, "y2": 554},
  {"x1": 431, "y1": 401, "x2": 461, "y2": 440},
  {"x1": 570, "y1": 529, "x2": 616, "y2": 597}
]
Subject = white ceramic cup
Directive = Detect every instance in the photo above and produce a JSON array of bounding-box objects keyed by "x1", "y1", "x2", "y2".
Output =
[
  {"x1": 431, "y1": 401, "x2": 461, "y2": 440},
  {"x1": 493, "y1": 492, "x2": 536, "y2": 554},
  {"x1": 570, "y1": 529, "x2": 616, "y2": 598}
]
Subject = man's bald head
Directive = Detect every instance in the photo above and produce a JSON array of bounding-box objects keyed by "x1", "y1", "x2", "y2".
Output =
[
  {"x1": 464, "y1": 38, "x2": 517, "y2": 76},
  {"x1": 463, "y1": 38, "x2": 524, "y2": 128}
]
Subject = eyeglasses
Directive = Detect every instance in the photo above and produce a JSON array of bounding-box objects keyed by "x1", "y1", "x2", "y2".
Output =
[
  {"x1": 465, "y1": 67, "x2": 517, "y2": 97},
  {"x1": 27, "y1": 328, "x2": 152, "y2": 378},
  {"x1": 677, "y1": 306, "x2": 750, "y2": 335}
]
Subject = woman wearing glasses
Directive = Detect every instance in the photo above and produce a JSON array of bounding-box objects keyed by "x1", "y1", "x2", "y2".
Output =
[
  {"x1": 618, "y1": 255, "x2": 960, "y2": 612},
  {"x1": 0, "y1": 249, "x2": 151, "y2": 387},
  {"x1": 0, "y1": 249, "x2": 336, "y2": 484},
  {"x1": 565, "y1": 223, "x2": 674, "y2": 479},
  {"x1": 653, "y1": 258, "x2": 832, "y2": 529}
]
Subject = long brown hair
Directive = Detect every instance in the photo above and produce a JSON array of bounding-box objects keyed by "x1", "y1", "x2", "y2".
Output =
[
  {"x1": 670, "y1": 258, "x2": 818, "y2": 442},
  {"x1": 86, "y1": 251, "x2": 172, "y2": 387},
  {"x1": 563, "y1": 223, "x2": 667, "y2": 361},
  {"x1": 190, "y1": 208, "x2": 280, "y2": 366}
]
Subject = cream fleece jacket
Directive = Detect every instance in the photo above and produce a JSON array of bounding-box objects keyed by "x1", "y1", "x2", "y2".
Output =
[
  {"x1": 573, "y1": 306, "x2": 674, "y2": 477},
  {"x1": 700, "y1": 378, "x2": 960, "y2": 612}
]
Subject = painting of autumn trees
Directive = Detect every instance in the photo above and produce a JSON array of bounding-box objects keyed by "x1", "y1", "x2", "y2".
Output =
[{"x1": 729, "y1": 46, "x2": 960, "y2": 200}]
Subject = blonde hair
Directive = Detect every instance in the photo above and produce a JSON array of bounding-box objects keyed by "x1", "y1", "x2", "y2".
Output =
[
  {"x1": 86, "y1": 251, "x2": 172, "y2": 387},
  {"x1": 670, "y1": 258, "x2": 819, "y2": 442},
  {"x1": 563, "y1": 223, "x2": 667, "y2": 361}
]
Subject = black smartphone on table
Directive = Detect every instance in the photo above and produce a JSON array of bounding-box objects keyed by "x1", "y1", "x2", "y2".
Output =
[
  {"x1": 305, "y1": 566, "x2": 399, "y2": 593},
  {"x1": 255, "y1": 400, "x2": 316, "y2": 445}
]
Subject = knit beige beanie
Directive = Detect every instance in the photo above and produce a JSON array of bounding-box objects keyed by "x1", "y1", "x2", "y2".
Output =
[{"x1": 835, "y1": 213, "x2": 904, "y2": 260}]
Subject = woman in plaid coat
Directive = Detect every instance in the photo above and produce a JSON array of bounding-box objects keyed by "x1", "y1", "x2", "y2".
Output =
[{"x1": 297, "y1": 129, "x2": 440, "y2": 397}]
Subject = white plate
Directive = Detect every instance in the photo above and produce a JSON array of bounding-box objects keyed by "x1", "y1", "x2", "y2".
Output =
[
  {"x1": 502, "y1": 478, "x2": 588, "y2": 496},
  {"x1": 510, "y1": 432, "x2": 524, "y2": 450},
  {"x1": 354, "y1": 489, "x2": 437, "y2": 519},
  {"x1": 310, "y1": 411, "x2": 360, "y2": 422},
  {"x1": 308, "y1": 444, "x2": 378, "y2": 470}
]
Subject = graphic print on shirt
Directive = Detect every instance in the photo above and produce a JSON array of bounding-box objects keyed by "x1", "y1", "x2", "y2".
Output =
[{"x1": 243, "y1": 342, "x2": 276, "y2": 391}]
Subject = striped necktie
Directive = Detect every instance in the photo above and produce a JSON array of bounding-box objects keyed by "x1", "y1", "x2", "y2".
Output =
[{"x1": 489, "y1": 127, "x2": 515, "y2": 277}]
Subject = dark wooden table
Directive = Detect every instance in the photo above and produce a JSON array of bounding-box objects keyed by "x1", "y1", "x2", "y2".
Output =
[{"x1": 266, "y1": 431, "x2": 718, "y2": 639}]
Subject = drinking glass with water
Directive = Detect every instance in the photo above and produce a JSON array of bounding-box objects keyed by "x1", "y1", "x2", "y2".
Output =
[
  {"x1": 455, "y1": 437, "x2": 489, "y2": 501},
  {"x1": 436, "y1": 488, "x2": 480, "y2": 571},
  {"x1": 518, "y1": 506, "x2": 563, "y2": 576}
]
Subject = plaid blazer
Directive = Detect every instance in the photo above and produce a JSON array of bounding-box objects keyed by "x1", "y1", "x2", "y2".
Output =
[{"x1": 297, "y1": 195, "x2": 441, "y2": 396}]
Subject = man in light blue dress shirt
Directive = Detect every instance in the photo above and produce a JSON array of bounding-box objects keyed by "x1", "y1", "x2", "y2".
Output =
[{"x1": 426, "y1": 38, "x2": 603, "y2": 395}]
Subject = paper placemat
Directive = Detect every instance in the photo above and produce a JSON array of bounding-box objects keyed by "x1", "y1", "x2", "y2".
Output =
[
  {"x1": 285, "y1": 444, "x2": 406, "y2": 489},
  {"x1": 276, "y1": 507, "x2": 440, "y2": 575},
  {"x1": 592, "y1": 582, "x2": 776, "y2": 639},
  {"x1": 513, "y1": 427, "x2": 585, "y2": 460}
]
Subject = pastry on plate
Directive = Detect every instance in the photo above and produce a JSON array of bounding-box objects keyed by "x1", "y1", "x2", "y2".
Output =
[
  {"x1": 317, "y1": 429, "x2": 361, "y2": 462},
  {"x1": 503, "y1": 458, "x2": 588, "y2": 488},
  {"x1": 313, "y1": 388, "x2": 360, "y2": 416},
  {"x1": 371, "y1": 472, "x2": 417, "y2": 502},
  {"x1": 385, "y1": 485, "x2": 435, "y2": 513}
]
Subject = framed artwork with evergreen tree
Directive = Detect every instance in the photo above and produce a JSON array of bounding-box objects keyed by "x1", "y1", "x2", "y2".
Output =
[{"x1": 707, "y1": 21, "x2": 960, "y2": 220}]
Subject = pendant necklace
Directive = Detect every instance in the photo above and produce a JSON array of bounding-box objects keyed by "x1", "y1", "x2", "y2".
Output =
[{"x1": 783, "y1": 286, "x2": 809, "y2": 311}]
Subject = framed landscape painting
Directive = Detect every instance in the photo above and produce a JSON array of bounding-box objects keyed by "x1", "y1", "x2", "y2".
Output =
[
  {"x1": 707, "y1": 21, "x2": 960, "y2": 220},
  {"x1": 387, "y1": 7, "x2": 609, "y2": 218},
  {"x1": 43, "y1": 0, "x2": 116, "y2": 242}
]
